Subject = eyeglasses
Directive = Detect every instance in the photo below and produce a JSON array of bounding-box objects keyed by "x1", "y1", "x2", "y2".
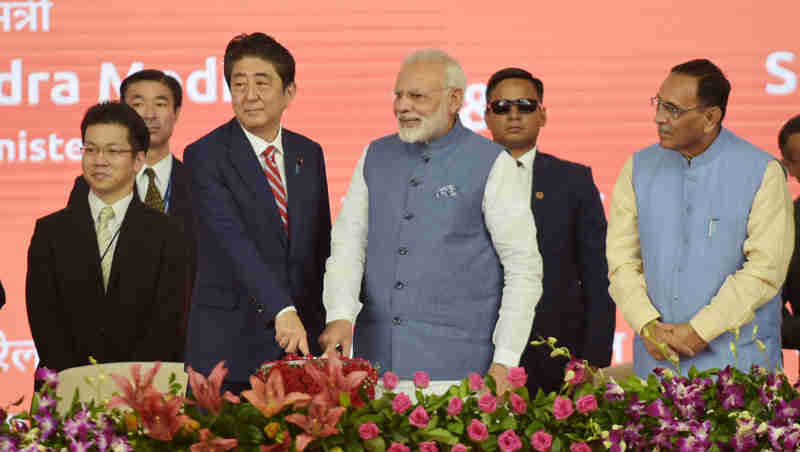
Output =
[
  {"x1": 487, "y1": 98, "x2": 540, "y2": 115},
  {"x1": 81, "y1": 146, "x2": 136, "y2": 159},
  {"x1": 651, "y1": 96, "x2": 706, "y2": 120}
]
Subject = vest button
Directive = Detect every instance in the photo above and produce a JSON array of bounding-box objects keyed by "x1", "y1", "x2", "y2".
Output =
[
  {"x1": 403, "y1": 212, "x2": 414, "y2": 220},
  {"x1": 394, "y1": 281, "x2": 405, "y2": 290},
  {"x1": 409, "y1": 177, "x2": 421, "y2": 187},
  {"x1": 392, "y1": 317, "x2": 401, "y2": 325},
  {"x1": 422, "y1": 155, "x2": 431, "y2": 163},
  {"x1": 398, "y1": 247, "x2": 408, "y2": 255}
]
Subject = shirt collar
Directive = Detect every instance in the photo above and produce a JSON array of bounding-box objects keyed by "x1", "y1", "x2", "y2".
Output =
[
  {"x1": 516, "y1": 145, "x2": 538, "y2": 169},
  {"x1": 88, "y1": 190, "x2": 134, "y2": 228},
  {"x1": 137, "y1": 153, "x2": 173, "y2": 185},
  {"x1": 239, "y1": 121, "x2": 284, "y2": 158}
]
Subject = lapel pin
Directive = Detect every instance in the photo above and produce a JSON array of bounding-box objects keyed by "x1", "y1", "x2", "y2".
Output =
[
  {"x1": 536, "y1": 191, "x2": 544, "y2": 199},
  {"x1": 296, "y1": 156, "x2": 303, "y2": 175}
]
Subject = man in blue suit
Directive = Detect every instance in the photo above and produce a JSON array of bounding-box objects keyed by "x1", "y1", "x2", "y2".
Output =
[
  {"x1": 184, "y1": 33, "x2": 331, "y2": 393},
  {"x1": 484, "y1": 68, "x2": 615, "y2": 395}
]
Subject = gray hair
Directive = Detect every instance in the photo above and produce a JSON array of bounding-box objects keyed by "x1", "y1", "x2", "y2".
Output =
[{"x1": 402, "y1": 49, "x2": 466, "y2": 91}]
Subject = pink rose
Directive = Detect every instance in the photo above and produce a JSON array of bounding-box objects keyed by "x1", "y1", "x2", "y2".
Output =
[
  {"x1": 419, "y1": 441, "x2": 438, "y2": 452},
  {"x1": 388, "y1": 443, "x2": 410, "y2": 452},
  {"x1": 468, "y1": 373, "x2": 483, "y2": 391},
  {"x1": 451, "y1": 444, "x2": 467, "y2": 452},
  {"x1": 570, "y1": 442, "x2": 591, "y2": 452},
  {"x1": 467, "y1": 419, "x2": 489, "y2": 442},
  {"x1": 576, "y1": 394, "x2": 598, "y2": 414},
  {"x1": 359, "y1": 422, "x2": 380, "y2": 440},
  {"x1": 383, "y1": 371, "x2": 399, "y2": 390},
  {"x1": 413, "y1": 371, "x2": 430, "y2": 389},
  {"x1": 392, "y1": 393, "x2": 412, "y2": 414},
  {"x1": 506, "y1": 367, "x2": 527, "y2": 389},
  {"x1": 447, "y1": 397, "x2": 463, "y2": 416},
  {"x1": 530, "y1": 430, "x2": 553, "y2": 452},
  {"x1": 478, "y1": 393, "x2": 497, "y2": 413},
  {"x1": 409, "y1": 406, "x2": 430, "y2": 428},
  {"x1": 552, "y1": 396, "x2": 574, "y2": 420},
  {"x1": 509, "y1": 393, "x2": 527, "y2": 415},
  {"x1": 497, "y1": 430, "x2": 522, "y2": 452}
]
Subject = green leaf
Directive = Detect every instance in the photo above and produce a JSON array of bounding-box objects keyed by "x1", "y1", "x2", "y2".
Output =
[
  {"x1": 499, "y1": 416, "x2": 517, "y2": 430},
  {"x1": 341, "y1": 392, "x2": 352, "y2": 408},
  {"x1": 482, "y1": 437, "x2": 499, "y2": 452},
  {"x1": 364, "y1": 437, "x2": 386, "y2": 452},
  {"x1": 422, "y1": 428, "x2": 459, "y2": 445},
  {"x1": 447, "y1": 420, "x2": 464, "y2": 435},
  {"x1": 552, "y1": 436, "x2": 564, "y2": 452},
  {"x1": 347, "y1": 441, "x2": 366, "y2": 452}
]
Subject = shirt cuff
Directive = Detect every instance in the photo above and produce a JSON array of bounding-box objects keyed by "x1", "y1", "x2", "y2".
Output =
[
  {"x1": 325, "y1": 306, "x2": 359, "y2": 325},
  {"x1": 492, "y1": 347, "x2": 522, "y2": 368},
  {"x1": 275, "y1": 305, "x2": 297, "y2": 320},
  {"x1": 690, "y1": 306, "x2": 732, "y2": 343}
]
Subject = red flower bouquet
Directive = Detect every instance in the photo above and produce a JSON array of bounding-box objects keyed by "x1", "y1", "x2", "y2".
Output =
[{"x1": 256, "y1": 354, "x2": 379, "y2": 407}]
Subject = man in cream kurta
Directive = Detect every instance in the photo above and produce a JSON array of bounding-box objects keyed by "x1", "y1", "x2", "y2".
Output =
[{"x1": 607, "y1": 59, "x2": 793, "y2": 377}]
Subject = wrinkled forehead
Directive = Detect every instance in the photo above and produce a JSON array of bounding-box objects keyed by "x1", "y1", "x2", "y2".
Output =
[{"x1": 395, "y1": 61, "x2": 445, "y2": 91}]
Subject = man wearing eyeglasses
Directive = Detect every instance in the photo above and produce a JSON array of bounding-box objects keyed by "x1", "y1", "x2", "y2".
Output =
[
  {"x1": 607, "y1": 59, "x2": 793, "y2": 378},
  {"x1": 484, "y1": 68, "x2": 614, "y2": 396},
  {"x1": 26, "y1": 102, "x2": 189, "y2": 376},
  {"x1": 320, "y1": 50, "x2": 542, "y2": 395}
]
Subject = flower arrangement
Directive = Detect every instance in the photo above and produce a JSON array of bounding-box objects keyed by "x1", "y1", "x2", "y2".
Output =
[{"x1": 2, "y1": 340, "x2": 800, "y2": 452}]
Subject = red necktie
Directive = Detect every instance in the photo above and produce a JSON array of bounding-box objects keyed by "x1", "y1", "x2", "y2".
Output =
[{"x1": 262, "y1": 145, "x2": 288, "y2": 233}]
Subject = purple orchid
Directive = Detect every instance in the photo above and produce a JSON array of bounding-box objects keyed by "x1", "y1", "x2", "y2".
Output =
[
  {"x1": 645, "y1": 399, "x2": 672, "y2": 419},
  {"x1": 729, "y1": 433, "x2": 758, "y2": 452},
  {"x1": 34, "y1": 368, "x2": 59, "y2": 388},
  {"x1": 0, "y1": 435, "x2": 19, "y2": 452},
  {"x1": 68, "y1": 438, "x2": 94, "y2": 452},
  {"x1": 720, "y1": 384, "x2": 745, "y2": 410},
  {"x1": 110, "y1": 435, "x2": 133, "y2": 452},
  {"x1": 33, "y1": 412, "x2": 57, "y2": 441},
  {"x1": 36, "y1": 393, "x2": 57, "y2": 413}
]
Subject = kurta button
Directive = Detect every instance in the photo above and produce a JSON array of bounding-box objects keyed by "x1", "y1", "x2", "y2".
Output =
[
  {"x1": 393, "y1": 317, "x2": 401, "y2": 325},
  {"x1": 422, "y1": 156, "x2": 430, "y2": 163},
  {"x1": 398, "y1": 247, "x2": 408, "y2": 255},
  {"x1": 394, "y1": 281, "x2": 405, "y2": 290},
  {"x1": 403, "y1": 212, "x2": 414, "y2": 220}
]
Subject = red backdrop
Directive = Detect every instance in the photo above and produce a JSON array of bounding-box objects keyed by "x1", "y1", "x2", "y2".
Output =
[{"x1": 2, "y1": 0, "x2": 799, "y2": 404}]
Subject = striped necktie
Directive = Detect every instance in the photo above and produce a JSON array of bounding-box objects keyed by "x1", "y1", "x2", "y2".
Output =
[{"x1": 262, "y1": 145, "x2": 288, "y2": 233}]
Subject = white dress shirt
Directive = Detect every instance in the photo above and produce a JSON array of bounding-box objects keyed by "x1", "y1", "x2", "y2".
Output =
[
  {"x1": 88, "y1": 190, "x2": 133, "y2": 273},
  {"x1": 136, "y1": 153, "x2": 173, "y2": 201},
  {"x1": 515, "y1": 146, "x2": 538, "y2": 198},
  {"x1": 239, "y1": 122, "x2": 295, "y2": 319},
  {"x1": 323, "y1": 143, "x2": 544, "y2": 367}
]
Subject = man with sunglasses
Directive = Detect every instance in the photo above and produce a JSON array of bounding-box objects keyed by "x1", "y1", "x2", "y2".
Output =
[
  {"x1": 484, "y1": 68, "x2": 615, "y2": 396},
  {"x1": 26, "y1": 102, "x2": 189, "y2": 377},
  {"x1": 607, "y1": 59, "x2": 793, "y2": 378},
  {"x1": 320, "y1": 50, "x2": 542, "y2": 396}
]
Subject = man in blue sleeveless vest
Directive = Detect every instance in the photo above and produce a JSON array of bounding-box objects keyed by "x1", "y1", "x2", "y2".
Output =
[
  {"x1": 607, "y1": 59, "x2": 794, "y2": 378},
  {"x1": 320, "y1": 50, "x2": 543, "y2": 394}
]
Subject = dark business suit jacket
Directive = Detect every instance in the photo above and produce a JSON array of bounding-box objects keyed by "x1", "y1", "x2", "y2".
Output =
[
  {"x1": 68, "y1": 158, "x2": 196, "y2": 335},
  {"x1": 26, "y1": 196, "x2": 189, "y2": 372},
  {"x1": 520, "y1": 152, "x2": 616, "y2": 396},
  {"x1": 781, "y1": 198, "x2": 800, "y2": 349},
  {"x1": 183, "y1": 119, "x2": 331, "y2": 383}
]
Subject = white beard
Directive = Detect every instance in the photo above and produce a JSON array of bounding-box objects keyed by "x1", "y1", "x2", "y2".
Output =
[{"x1": 397, "y1": 99, "x2": 452, "y2": 143}]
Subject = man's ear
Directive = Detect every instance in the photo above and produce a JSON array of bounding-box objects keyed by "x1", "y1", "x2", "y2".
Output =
[
  {"x1": 703, "y1": 106, "x2": 722, "y2": 133},
  {"x1": 284, "y1": 81, "x2": 297, "y2": 105},
  {"x1": 448, "y1": 87, "x2": 464, "y2": 115}
]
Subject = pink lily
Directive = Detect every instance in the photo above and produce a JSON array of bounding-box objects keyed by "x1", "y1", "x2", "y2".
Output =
[
  {"x1": 286, "y1": 395, "x2": 346, "y2": 452},
  {"x1": 139, "y1": 391, "x2": 190, "y2": 441},
  {"x1": 190, "y1": 428, "x2": 238, "y2": 452},
  {"x1": 241, "y1": 369, "x2": 311, "y2": 418},
  {"x1": 303, "y1": 355, "x2": 367, "y2": 406},
  {"x1": 187, "y1": 361, "x2": 241, "y2": 415},
  {"x1": 108, "y1": 362, "x2": 163, "y2": 413}
]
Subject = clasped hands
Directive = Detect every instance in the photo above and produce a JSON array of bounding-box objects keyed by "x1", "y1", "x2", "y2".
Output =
[{"x1": 642, "y1": 319, "x2": 708, "y2": 361}]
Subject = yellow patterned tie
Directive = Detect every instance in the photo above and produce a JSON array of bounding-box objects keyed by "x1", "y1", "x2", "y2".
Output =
[
  {"x1": 97, "y1": 206, "x2": 115, "y2": 290},
  {"x1": 144, "y1": 168, "x2": 164, "y2": 213}
]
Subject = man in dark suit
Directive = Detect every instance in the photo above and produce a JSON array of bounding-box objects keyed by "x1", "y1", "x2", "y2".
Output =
[
  {"x1": 67, "y1": 70, "x2": 195, "y2": 333},
  {"x1": 184, "y1": 33, "x2": 331, "y2": 394},
  {"x1": 778, "y1": 115, "x2": 800, "y2": 351},
  {"x1": 26, "y1": 102, "x2": 189, "y2": 375},
  {"x1": 484, "y1": 68, "x2": 615, "y2": 395}
]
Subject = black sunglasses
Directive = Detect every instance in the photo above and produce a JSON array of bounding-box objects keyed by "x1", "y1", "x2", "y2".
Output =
[{"x1": 488, "y1": 98, "x2": 540, "y2": 115}]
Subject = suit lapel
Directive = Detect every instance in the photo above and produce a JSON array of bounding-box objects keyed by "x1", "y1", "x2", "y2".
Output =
[
  {"x1": 69, "y1": 197, "x2": 106, "y2": 297},
  {"x1": 107, "y1": 199, "x2": 145, "y2": 292},
  {"x1": 282, "y1": 130, "x2": 301, "y2": 246},
  {"x1": 226, "y1": 120, "x2": 288, "y2": 249}
]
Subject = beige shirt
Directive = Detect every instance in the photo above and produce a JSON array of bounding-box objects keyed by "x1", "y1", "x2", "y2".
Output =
[
  {"x1": 607, "y1": 156, "x2": 794, "y2": 343},
  {"x1": 88, "y1": 190, "x2": 134, "y2": 272},
  {"x1": 323, "y1": 144, "x2": 544, "y2": 367}
]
